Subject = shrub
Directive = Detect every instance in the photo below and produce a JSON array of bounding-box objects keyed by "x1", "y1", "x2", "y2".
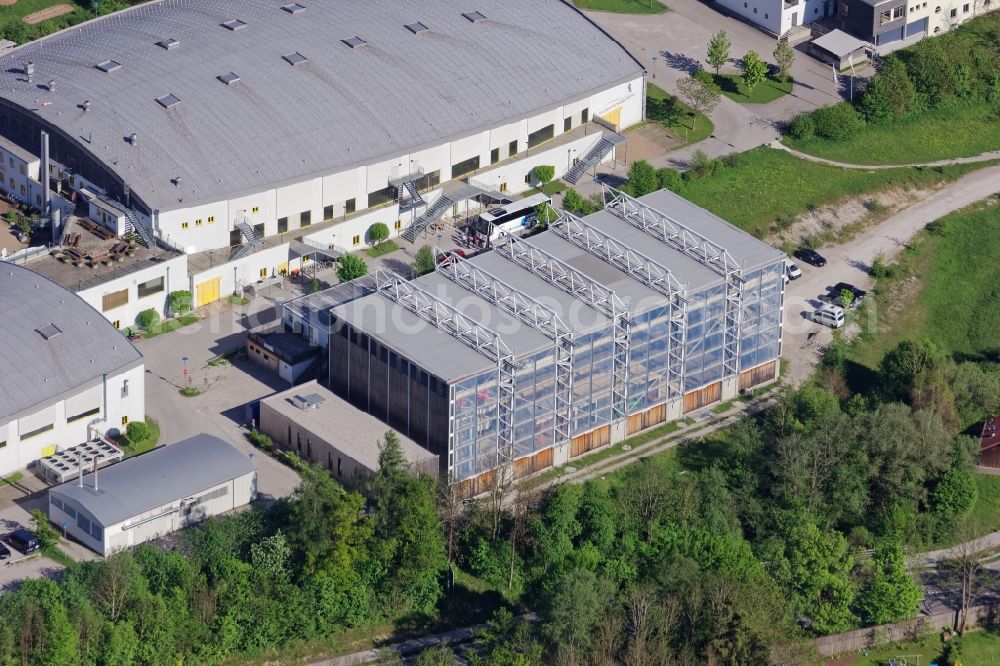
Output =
[
  {"x1": 136, "y1": 308, "x2": 160, "y2": 329},
  {"x1": 126, "y1": 420, "x2": 151, "y2": 443},
  {"x1": 870, "y1": 251, "x2": 892, "y2": 279},
  {"x1": 336, "y1": 254, "x2": 368, "y2": 283},
  {"x1": 368, "y1": 222, "x2": 389, "y2": 248},
  {"x1": 822, "y1": 339, "x2": 848, "y2": 373},
  {"x1": 812, "y1": 103, "x2": 863, "y2": 140},
  {"x1": 787, "y1": 113, "x2": 816, "y2": 140},
  {"x1": 693, "y1": 68, "x2": 715, "y2": 87},
  {"x1": 931, "y1": 468, "x2": 978, "y2": 520},
  {"x1": 168, "y1": 290, "x2": 193, "y2": 315},
  {"x1": 685, "y1": 149, "x2": 719, "y2": 180},
  {"x1": 413, "y1": 245, "x2": 435, "y2": 275},
  {"x1": 310, "y1": 278, "x2": 320, "y2": 294},
  {"x1": 532, "y1": 165, "x2": 555, "y2": 185},
  {"x1": 626, "y1": 160, "x2": 659, "y2": 197},
  {"x1": 656, "y1": 167, "x2": 684, "y2": 192},
  {"x1": 860, "y1": 55, "x2": 918, "y2": 123},
  {"x1": 29, "y1": 509, "x2": 59, "y2": 549},
  {"x1": 248, "y1": 429, "x2": 274, "y2": 450},
  {"x1": 562, "y1": 189, "x2": 586, "y2": 214}
]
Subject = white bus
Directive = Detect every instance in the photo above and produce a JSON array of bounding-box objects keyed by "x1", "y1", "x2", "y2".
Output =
[{"x1": 471, "y1": 193, "x2": 552, "y2": 242}]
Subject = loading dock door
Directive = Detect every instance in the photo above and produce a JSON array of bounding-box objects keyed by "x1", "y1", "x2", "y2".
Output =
[{"x1": 196, "y1": 276, "x2": 221, "y2": 307}]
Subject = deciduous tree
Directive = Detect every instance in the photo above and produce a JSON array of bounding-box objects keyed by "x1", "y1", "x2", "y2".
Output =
[
  {"x1": 336, "y1": 254, "x2": 368, "y2": 283},
  {"x1": 676, "y1": 74, "x2": 721, "y2": 130},
  {"x1": 741, "y1": 51, "x2": 768, "y2": 101},
  {"x1": 707, "y1": 30, "x2": 731, "y2": 74},
  {"x1": 773, "y1": 36, "x2": 795, "y2": 82}
]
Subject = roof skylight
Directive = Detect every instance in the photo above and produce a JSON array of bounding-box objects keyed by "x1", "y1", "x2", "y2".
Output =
[
  {"x1": 217, "y1": 72, "x2": 240, "y2": 85},
  {"x1": 281, "y1": 3, "x2": 306, "y2": 14},
  {"x1": 462, "y1": 11, "x2": 487, "y2": 22},
  {"x1": 156, "y1": 93, "x2": 181, "y2": 109},
  {"x1": 156, "y1": 38, "x2": 179, "y2": 50},
  {"x1": 36, "y1": 323, "x2": 61, "y2": 340},
  {"x1": 405, "y1": 22, "x2": 429, "y2": 34},
  {"x1": 282, "y1": 52, "x2": 307, "y2": 65},
  {"x1": 342, "y1": 36, "x2": 367, "y2": 48},
  {"x1": 221, "y1": 19, "x2": 247, "y2": 31},
  {"x1": 95, "y1": 60, "x2": 122, "y2": 73}
]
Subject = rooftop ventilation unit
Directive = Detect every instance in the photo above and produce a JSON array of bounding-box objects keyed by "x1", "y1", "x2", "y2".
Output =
[
  {"x1": 281, "y1": 3, "x2": 306, "y2": 14},
  {"x1": 221, "y1": 19, "x2": 247, "y2": 31},
  {"x1": 217, "y1": 72, "x2": 240, "y2": 85},
  {"x1": 292, "y1": 393, "x2": 325, "y2": 410},
  {"x1": 156, "y1": 38, "x2": 180, "y2": 50},
  {"x1": 95, "y1": 60, "x2": 122, "y2": 73},
  {"x1": 282, "y1": 52, "x2": 307, "y2": 65},
  {"x1": 36, "y1": 323, "x2": 61, "y2": 340},
  {"x1": 156, "y1": 93, "x2": 181, "y2": 109},
  {"x1": 405, "y1": 22, "x2": 429, "y2": 34},
  {"x1": 462, "y1": 11, "x2": 486, "y2": 22},
  {"x1": 342, "y1": 36, "x2": 367, "y2": 48}
]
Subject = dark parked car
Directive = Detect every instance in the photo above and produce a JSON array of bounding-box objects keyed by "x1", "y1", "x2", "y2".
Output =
[
  {"x1": 831, "y1": 282, "x2": 867, "y2": 303},
  {"x1": 7, "y1": 528, "x2": 40, "y2": 554},
  {"x1": 794, "y1": 248, "x2": 827, "y2": 267},
  {"x1": 0, "y1": 541, "x2": 10, "y2": 560},
  {"x1": 436, "y1": 248, "x2": 467, "y2": 265}
]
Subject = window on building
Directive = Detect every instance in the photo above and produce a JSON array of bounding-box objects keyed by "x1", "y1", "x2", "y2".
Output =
[
  {"x1": 527, "y1": 124, "x2": 554, "y2": 148},
  {"x1": 68, "y1": 406, "x2": 100, "y2": 422},
  {"x1": 277, "y1": 216, "x2": 288, "y2": 233},
  {"x1": 121, "y1": 415, "x2": 128, "y2": 426},
  {"x1": 252, "y1": 206, "x2": 260, "y2": 213},
  {"x1": 368, "y1": 186, "x2": 395, "y2": 208},
  {"x1": 352, "y1": 234, "x2": 360, "y2": 246},
  {"x1": 323, "y1": 204, "x2": 334, "y2": 221},
  {"x1": 509, "y1": 139, "x2": 519, "y2": 157},
  {"x1": 21, "y1": 423, "x2": 53, "y2": 440},
  {"x1": 301, "y1": 210, "x2": 311, "y2": 227},
  {"x1": 564, "y1": 117, "x2": 572, "y2": 132},
  {"x1": 112, "y1": 320, "x2": 120, "y2": 329},
  {"x1": 19, "y1": 185, "x2": 24, "y2": 195},
  {"x1": 963, "y1": 2, "x2": 969, "y2": 10},
  {"x1": 208, "y1": 216, "x2": 215, "y2": 223},
  {"x1": 451, "y1": 155, "x2": 481, "y2": 178},
  {"x1": 138, "y1": 276, "x2": 164, "y2": 298},
  {"x1": 881, "y1": 8, "x2": 892, "y2": 22},
  {"x1": 18, "y1": 164, "x2": 25, "y2": 175},
  {"x1": 181, "y1": 222, "x2": 189, "y2": 230},
  {"x1": 345, "y1": 198, "x2": 356, "y2": 214},
  {"x1": 259, "y1": 268, "x2": 267, "y2": 278},
  {"x1": 753, "y1": 7, "x2": 757, "y2": 12},
  {"x1": 490, "y1": 147, "x2": 500, "y2": 165},
  {"x1": 499, "y1": 182, "x2": 508, "y2": 192},
  {"x1": 524, "y1": 173, "x2": 532, "y2": 184},
  {"x1": 337, "y1": 457, "x2": 342, "y2": 476},
  {"x1": 394, "y1": 220, "x2": 402, "y2": 230},
  {"x1": 102, "y1": 289, "x2": 128, "y2": 312},
  {"x1": 764, "y1": 12, "x2": 768, "y2": 17},
  {"x1": 0, "y1": 440, "x2": 5, "y2": 449},
  {"x1": 892, "y1": 5, "x2": 905, "y2": 18},
  {"x1": 581, "y1": 108, "x2": 589, "y2": 123},
  {"x1": 121, "y1": 379, "x2": 128, "y2": 398},
  {"x1": 35, "y1": 195, "x2": 41, "y2": 206},
  {"x1": 950, "y1": 7, "x2": 957, "y2": 15},
  {"x1": 195, "y1": 219, "x2": 202, "y2": 227}
]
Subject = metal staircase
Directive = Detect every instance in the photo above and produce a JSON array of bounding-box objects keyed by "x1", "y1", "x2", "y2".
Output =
[
  {"x1": 562, "y1": 133, "x2": 626, "y2": 185},
  {"x1": 236, "y1": 219, "x2": 263, "y2": 247},
  {"x1": 402, "y1": 193, "x2": 457, "y2": 242},
  {"x1": 399, "y1": 180, "x2": 426, "y2": 211},
  {"x1": 124, "y1": 208, "x2": 155, "y2": 248}
]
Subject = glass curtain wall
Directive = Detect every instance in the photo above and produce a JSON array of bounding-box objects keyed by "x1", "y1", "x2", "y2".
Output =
[
  {"x1": 683, "y1": 283, "x2": 727, "y2": 392},
  {"x1": 739, "y1": 261, "x2": 784, "y2": 370},
  {"x1": 569, "y1": 328, "x2": 615, "y2": 435},
  {"x1": 451, "y1": 369, "x2": 500, "y2": 481},
  {"x1": 625, "y1": 304, "x2": 673, "y2": 413},
  {"x1": 513, "y1": 348, "x2": 558, "y2": 459}
]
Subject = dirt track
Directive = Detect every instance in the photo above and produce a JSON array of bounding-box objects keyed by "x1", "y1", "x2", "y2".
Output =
[{"x1": 23, "y1": 3, "x2": 73, "y2": 24}]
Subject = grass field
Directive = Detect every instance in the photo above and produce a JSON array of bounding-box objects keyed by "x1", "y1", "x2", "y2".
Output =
[
  {"x1": 830, "y1": 627, "x2": 1000, "y2": 665},
  {"x1": 711, "y1": 72, "x2": 792, "y2": 104},
  {"x1": 786, "y1": 103, "x2": 1000, "y2": 165},
  {"x1": 142, "y1": 313, "x2": 199, "y2": 338},
  {"x1": 845, "y1": 197, "x2": 1000, "y2": 371},
  {"x1": 667, "y1": 147, "x2": 987, "y2": 238},
  {"x1": 0, "y1": 0, "x2": 88, "y2": 23},
  {"x1": 573, "y1": 0, "x2": 668, "y2": 13},
  {"x1": 647, "y1": 83, "x2": 714, "y2": 146},
  {"x1": 365, "y1": 240, "x2": 398, "y2": 258},
  {"x1": 115, "y1": 417, "x2": 160, "y2": 457}
]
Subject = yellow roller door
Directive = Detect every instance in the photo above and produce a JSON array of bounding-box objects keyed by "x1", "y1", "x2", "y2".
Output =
[{"x1": 196, "y1": 276, "x2": 221, "y2": 307}]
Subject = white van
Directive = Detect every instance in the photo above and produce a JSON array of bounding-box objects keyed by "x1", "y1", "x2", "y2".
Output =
[{"x1": 811, "y1": 304, "x2": 845, "y2": 329}]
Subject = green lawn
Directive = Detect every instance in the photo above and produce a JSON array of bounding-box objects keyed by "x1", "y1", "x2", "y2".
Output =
[
  {"x1": 845, "y1": 198, "x2": 1000, "y2": 372},
  {"x1": 647, "y1": 83, "x2": 714, "y2": 146},
  {"x1": 831, "y1": 627, "x2": 1000, "y2": 665},
  {"x1": 115, "y1": 417, "x2": 160, "y2": 457},
  {"x1": 668, "y1": 147, "x2": 989, "y2": 238},
  {"x1": 786, "y1": 103, "x2": 1000, "y2": 165},
  {"x1": 711, "y1": 72, "x2": 792, "y2": 104},
  {"x1": 0, "y1": 472, "x2": 24, "y2": 487},
  {"x1": 228, "y1": 294, "x2": 250, "y2": 305},
  {"x1": 141, "y1": 313, "x2": 199, "y2": 338},
  {"x1": 572, "y1": 0, "x2": 668, "y2": 13},
  {"x1": 536, "y1": 180, "x2": 567, "y2": 196},
  {"x1": 0, "y1": 0, "x2": 90, "y2": 22},
  {"x1": 365, "y1": 240, "x2": 398, "y2": 258}
]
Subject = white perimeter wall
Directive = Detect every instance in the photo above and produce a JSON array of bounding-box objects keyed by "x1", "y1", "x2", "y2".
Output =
[
  {"x1": 77, "y1": 252, "x2": 189, "y2": 328},
  {"x1": 0, "y1": 363, "x2": 144, "y2": 478},
  {"x1": 189, "y1": 242, "x2": 291, "y2": 299}
]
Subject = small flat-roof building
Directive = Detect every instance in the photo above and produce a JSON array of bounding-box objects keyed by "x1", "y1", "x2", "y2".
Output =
[
  {"x1": 259, "y1": 381, "x2": 438, "y2": 486},
  {"x1": 48, "y1": 434, "x2": 256, "y2": 555},
  {"x1": 810, "y1": 30, "x2": 868, "y2": 69}
]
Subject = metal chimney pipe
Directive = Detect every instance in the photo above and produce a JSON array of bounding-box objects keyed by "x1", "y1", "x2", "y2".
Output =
[
  {"x1": 40, "y1": 131, "x2": 50, "y2": 215},
  {"x1": 78, "y1": 450, "x2": 84, "y2": 487},
  {"x1": 93, "y1": 456, "x2": 98, "y2": 491}
]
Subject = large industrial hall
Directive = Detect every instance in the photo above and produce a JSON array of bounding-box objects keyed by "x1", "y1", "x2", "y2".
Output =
[
  {"x1": 319, "y1": 189, "x2": 785, "y2": 492},
  {"x1": 0, "y1": 0, "x2": 644, "y2": 271}
]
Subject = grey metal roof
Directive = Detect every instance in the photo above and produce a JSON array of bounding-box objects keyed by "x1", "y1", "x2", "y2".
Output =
[
  {"x1": 0, "y1": 0, "x2": 642, "y2": 212},
  {"x1": 0, "y1": 264, "x2": 143, "y2": 423},
  {"x1": 261, "y1": 380, "x2": 436, "y2": 473},
  {"x1": 284, "y1": 275, "x2": 375, "y2": 329},
  {"x1": 331, "y1": 290, "x2": 496, "y2": 383},
  {"x1": 811, "y1": 29, "x2": 868, "y2": 57},
  {"x1": 637, "y1": 190, "x2": 786, "y2": 273},
  {"x1": 49, "y1": 433, "x2": 255, "y2": 526}
]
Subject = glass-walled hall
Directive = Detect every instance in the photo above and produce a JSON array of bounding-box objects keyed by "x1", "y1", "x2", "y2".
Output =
[{"x1": 739, "y1": 261, "x2": 784, "y2": 371}]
